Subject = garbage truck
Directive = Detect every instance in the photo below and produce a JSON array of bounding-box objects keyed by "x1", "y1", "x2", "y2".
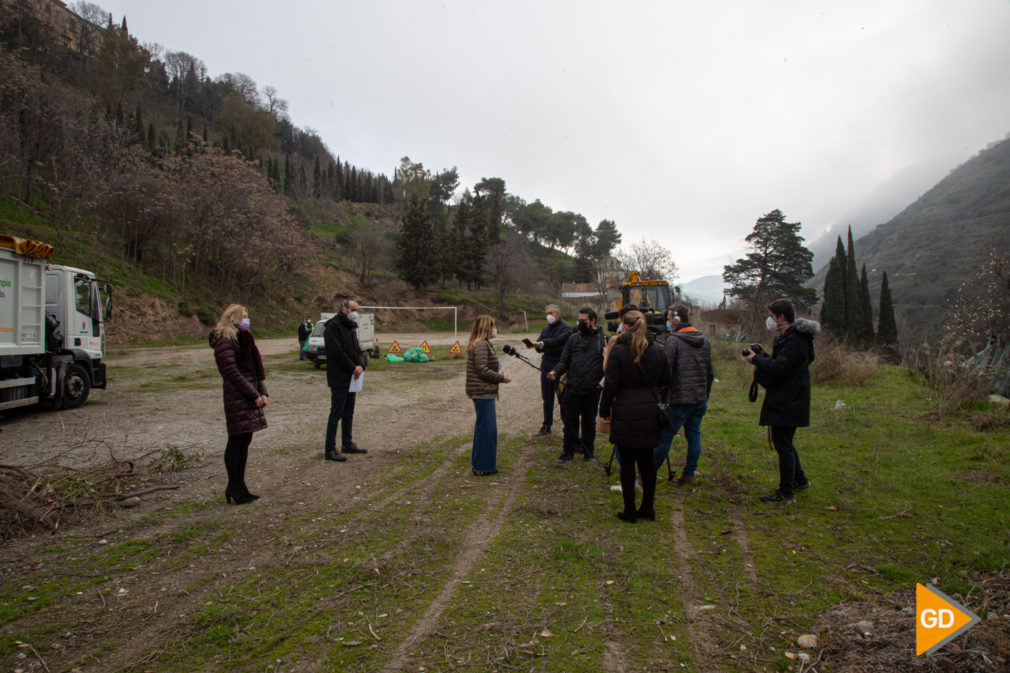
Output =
[{"x1": 0, "y1": 234, "x2": 110, "y2": 411}]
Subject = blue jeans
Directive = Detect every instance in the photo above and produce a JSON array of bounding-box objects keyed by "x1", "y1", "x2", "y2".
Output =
[
  {"x1": 471, "y1": 399, "x2": 497, "y2": 472},
  {"x1": 324, "y1": 387, "x2": 356, "y2": 452},
  {"x1": 653, "y1": 402, "x2": 707, "y2": 477}
]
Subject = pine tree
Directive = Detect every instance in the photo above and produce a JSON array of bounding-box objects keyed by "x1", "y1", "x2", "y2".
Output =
[
  {"x1": 312, "y1": 157, "x2": 322, "y2": 198},
  {"x1": 844, "y1": 227, "x2": 860, "y2": 336},
  {"x1": 146, "y1": 122, "x2": 156, "y2": 152},
  {"x1": 396, "y1": 198, "x2": 436, "y2": 288},
  {"x1": 877, "y1": 271, "x2": 898, "y2": 345},
  {"x1": 857, "y1": 264, "x2": 875, "y2": 342},
  {"x1": 722, "y1": 209, "x2": 817, "y2": 317}
]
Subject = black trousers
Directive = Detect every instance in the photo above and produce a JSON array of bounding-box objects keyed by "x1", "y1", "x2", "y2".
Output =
[
  {"x1": 539, "y1": 368, "x2": 558, "y2": 427},
  {"x1": 560, "y1": 388, "x2": 601, "y2": 457},
  {"x1": 618, "y1": 446, "x2": 656, "y2": 515},
  {"x1": 771, "y1": 425, "x2": 807, "y2": 497},
  {"x1": 224, "y1": 432, "x2": 253, "y2": 492}
]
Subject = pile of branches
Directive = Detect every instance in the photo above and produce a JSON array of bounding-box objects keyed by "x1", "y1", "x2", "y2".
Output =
[{"x1": 0, "y1": 447, "x2": 179, "y2": 540}]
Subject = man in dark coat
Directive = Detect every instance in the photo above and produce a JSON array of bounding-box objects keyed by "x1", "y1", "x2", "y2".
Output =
[
  {"x1": 297, "y1": 318, "x2": 311, "y2": 360},
  {"x1": 528, "y1": 303, "x2": 572, "y2": 436},
  {"x1": 654, "y1": 304, "x2": 713, "y2": 484},
  {"x1": 745, "y1": 298, "x2": 819, "y2": 504},
  {"x1": 323, "y1": 297, "x2": 368, "y2": 462},
  {"x1": 548, "y1": 307, "x2": 607, "y2": 463}
]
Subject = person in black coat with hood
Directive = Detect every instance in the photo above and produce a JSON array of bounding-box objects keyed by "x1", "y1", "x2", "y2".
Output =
[
  {"x1": 745, "y1": 298, "x2": 820, "y2": 504},
  {"x1": 599, "y1": 310, "x2": 671, "y2": 523},
  {"x1": 528, "y1": 303, "x2": 572, "y2": 436}
]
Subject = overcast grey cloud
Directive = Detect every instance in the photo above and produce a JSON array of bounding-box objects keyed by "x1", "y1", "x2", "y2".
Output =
[{"x1": 99, "y1": 1, "x2": 1010, "y2": 282}]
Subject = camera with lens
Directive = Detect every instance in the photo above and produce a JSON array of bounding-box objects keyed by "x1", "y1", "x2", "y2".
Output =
[{"x1": 742, "y1": 343, "x2": 763, "y2": 357}]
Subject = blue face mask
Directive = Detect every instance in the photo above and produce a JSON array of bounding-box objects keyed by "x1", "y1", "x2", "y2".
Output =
[
  {"x1": 666, "y1": 321, "x2": 673, "y2": 331},
  {"x1": 238, "y1": 318, "x2": 251, "y2": 331}
]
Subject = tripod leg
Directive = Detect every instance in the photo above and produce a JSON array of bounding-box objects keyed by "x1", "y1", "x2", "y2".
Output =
[
  {"x1": 605, "y1": 446, "x2": 615, "y2": 477},
  {"x1": 667, "y1": 453, "x2": 674, "y2": 481}
]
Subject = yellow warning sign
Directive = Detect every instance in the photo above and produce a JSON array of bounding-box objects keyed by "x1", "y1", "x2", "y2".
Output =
[
  {"x1": 916, "y1": 583, "x2": 979, "y2": 656},
  {"x1": 420, "y1": 340, "x2": 431, "y2": 355},
  {"x1": 448, "y1": 341, "x2": 461, "y2": 359},
  {"x1": 387, "y1": 340, "x2": 402, "y2": 354}
]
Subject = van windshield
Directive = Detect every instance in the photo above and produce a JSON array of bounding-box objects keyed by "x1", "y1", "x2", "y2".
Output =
[{"x1": 311, "y1": 321, "x2": 328, "y2": 337}]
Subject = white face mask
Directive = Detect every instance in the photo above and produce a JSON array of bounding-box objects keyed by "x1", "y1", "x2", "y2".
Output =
[
  {"x1": 490, "y1": 328, "x2": 497, "y2": 339},
  {"x1": 238, "y1": 318, "x2": 250, "y2": 331},
  {"x1": 546, "y1": 314, "x2": 556, "y2": 325},
  {"x1": 766, "y1": 316, "x2": 779, "y2": 332},
  {"x1": 348, "y1": 310, "x2": 360, "y2": 324}
]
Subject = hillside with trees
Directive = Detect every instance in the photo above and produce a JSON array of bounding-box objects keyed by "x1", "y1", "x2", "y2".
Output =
[
  {"x1": 816, "y1": 136, "x2": 1010, "y2": 341},
  {"x1": 0, "y1": 1, "x2": 637, "y2": 341}
]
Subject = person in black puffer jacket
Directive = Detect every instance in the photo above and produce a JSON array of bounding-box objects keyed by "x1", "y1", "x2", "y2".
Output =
[
  {"x1": 745, "y1": 298, "x2": 820, "y2": 505},
  {"x1": 548, "y1": 307, "x2": 607, "y2": 463},
  {"x1": 210, "y1": 304, "x2": 268, "y2": 505},
  {"x1": 599, "y1": 310, "x2": 671, "y2": 523}
]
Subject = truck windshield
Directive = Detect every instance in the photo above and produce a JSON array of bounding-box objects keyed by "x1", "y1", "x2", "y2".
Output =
[
  {"x1": 311, "y1": 321, "x2": 328, "y2": 337},
  {"x1": 624, "y1": 285, "x2": 671, "y2": 312}
]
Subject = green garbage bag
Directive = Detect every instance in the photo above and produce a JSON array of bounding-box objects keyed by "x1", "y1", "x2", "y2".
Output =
[
  {"x1": 402, "y1": 347, "x2": 428, "y2": 363},
  {"x1": 385, "y1": 353, "x2": 405, "y2": 363}
]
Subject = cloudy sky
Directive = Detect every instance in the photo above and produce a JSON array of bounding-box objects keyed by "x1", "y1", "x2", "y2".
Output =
[{"x1": 98, "y1": 1, "x2": 1010, "y2": 282}]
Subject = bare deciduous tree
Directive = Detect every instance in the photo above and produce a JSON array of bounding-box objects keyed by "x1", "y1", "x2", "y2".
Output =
[{"x1": 615, "y1": 237, "x2": 678, "y2": 281}]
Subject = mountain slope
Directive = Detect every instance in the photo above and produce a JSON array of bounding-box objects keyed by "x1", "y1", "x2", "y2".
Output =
[{"x1": 817, "y1": 136, "x2": 1010, "y2": 338}]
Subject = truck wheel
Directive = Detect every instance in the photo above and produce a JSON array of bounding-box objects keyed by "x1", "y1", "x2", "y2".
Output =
[
  {"x1": 61, "y1": 364, "x2": 91, "y2": 409},
  {"x1": 314, "y1": 360, "x2": 321, "y2": 369}
]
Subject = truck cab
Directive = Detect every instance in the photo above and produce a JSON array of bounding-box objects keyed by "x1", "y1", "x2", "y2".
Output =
[
  {"x1": 1, "y1": 235, "x2": 110, "y2": 411},
  {"x1": 605, "y1": 270, "x2": 674, "y2": 335}
]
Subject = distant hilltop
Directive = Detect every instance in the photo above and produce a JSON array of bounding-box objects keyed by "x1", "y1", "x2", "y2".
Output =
[{"x1": 0, "y1": 0, "x2": 104, "y2": 56}]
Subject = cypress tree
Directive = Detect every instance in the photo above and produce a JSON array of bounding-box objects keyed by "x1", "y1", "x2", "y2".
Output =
[
  {"x1": 877, "y1": 271, "x2": 898, "y2": 345},
  {"x1": 313, "y1": 157, "x2": 322, "y2": 198},
  {"x1": 821, "y1": 255, "x2": 846, "y2": 333},
  {"x1": 134, "y1": 103, "x2": 143, "y2": 134},
  {"x1": 146, "y1": 123, "x2": 156, "y2": 152},
  {"x1": 857, "y1": 264, "x2": 875, "y2": 342},
  {"x1": 844, "y1": 227, "x2": 860, "y2": 336},
  {"x1": 283, "y1": 154, "x2": 292, "y2": 196}
]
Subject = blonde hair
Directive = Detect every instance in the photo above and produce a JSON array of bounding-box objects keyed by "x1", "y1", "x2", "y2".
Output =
[
  {"x1": 466, "y1": 314, "x2": 495, "y2": 354},
  {"x1": 213, "y1": 304, "x2": 247, "y2": 342},
  {"x1": 622, "y1": 310, "x2": 648, "y2": 362}
]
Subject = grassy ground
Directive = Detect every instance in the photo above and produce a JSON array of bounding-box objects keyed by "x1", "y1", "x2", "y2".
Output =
[{"x1": 1, "y1": 343, "x2": 1007, "y2": 672}]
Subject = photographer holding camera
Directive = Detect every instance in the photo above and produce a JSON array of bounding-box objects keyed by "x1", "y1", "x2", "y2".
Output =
[{"x1": 744, "y1": 298, "x2": 820, "y2": 504}]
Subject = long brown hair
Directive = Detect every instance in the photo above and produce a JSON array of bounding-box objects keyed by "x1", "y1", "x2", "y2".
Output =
[
  {"x1": 622, "y1": 310, "x2": 648, "y2": 362},
  {"x1": 466, "y1": 314, "x2": 496, "y2": 354},
  {"x1": 212, "y1": 304, "x2": 247, "y2": 342}
]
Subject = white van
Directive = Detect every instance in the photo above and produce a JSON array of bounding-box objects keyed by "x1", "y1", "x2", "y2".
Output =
[{"x1": 306, "y1": 312, "x2": 378, "y2": 369}]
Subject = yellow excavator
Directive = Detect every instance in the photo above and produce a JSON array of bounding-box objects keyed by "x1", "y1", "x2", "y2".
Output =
[{"x1": 605, "y1": 271, "x2": 675, "y2": 334}]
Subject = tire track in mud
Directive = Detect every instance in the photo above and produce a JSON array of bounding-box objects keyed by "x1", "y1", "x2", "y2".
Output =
[
  {"x1": 730, "y1": 506, "x2": 759, "y2": 584},
  {"x1": 669, "y1": 498, "x2": 720, "y2": 672},
  {"x1": 377, "y1": 441, "x2": 534, "y2": 673}
]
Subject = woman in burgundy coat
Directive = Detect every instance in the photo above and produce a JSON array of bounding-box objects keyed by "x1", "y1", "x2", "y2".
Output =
[{"x1": 210, "y1": 304, "x2": 268, "y2": 504}]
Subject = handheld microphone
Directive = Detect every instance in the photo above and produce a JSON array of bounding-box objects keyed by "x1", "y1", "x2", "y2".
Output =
[{"x1": 502, "y1": 344, "x2": 517, "y2": 356}]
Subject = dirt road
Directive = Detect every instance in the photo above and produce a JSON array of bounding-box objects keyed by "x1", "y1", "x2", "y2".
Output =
[{"x1": 0, "y1": 333, "x2": 548, "y2": 469}]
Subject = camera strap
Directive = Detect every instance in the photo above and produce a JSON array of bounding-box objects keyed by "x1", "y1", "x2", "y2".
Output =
[{"x1": 748, "y1": 372, "x2": 759, "y2": 403}]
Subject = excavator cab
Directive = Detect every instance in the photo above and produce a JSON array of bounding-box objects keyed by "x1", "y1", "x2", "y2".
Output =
[{"x1": 605, "y1": 271, "x2": 674, "y2": 335}]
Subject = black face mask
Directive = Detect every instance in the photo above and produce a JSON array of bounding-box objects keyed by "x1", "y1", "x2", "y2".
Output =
[{"x1": 579, "y1": 321, "x2": 592, "y2": 334}]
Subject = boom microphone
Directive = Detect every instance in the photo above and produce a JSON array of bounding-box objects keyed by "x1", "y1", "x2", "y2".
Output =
[{"x1": 502, "y1": 343, "x2": 541, "y2": 371}]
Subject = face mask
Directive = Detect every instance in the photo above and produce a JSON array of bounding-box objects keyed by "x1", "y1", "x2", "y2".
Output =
[
  {"x1": 238, "y1": 318, "x2": 251, "y2": 331},
  {"x1": 616, "y1": 323, "x2": 624, "y2": 334},
  {"x1": 546, "y1": 314, "x2": 556, "y2": 325},
  {"x1": 579, "y1": 321, "x2": 592, "y2": 334},
  {"x1": 766, "y1": 316, "x2": 778, "y2": 332},
  {"x1": 490, "y1": 328, "x2": 497, "y2": 338},
  {"x1": 666, "y1": 321, "x2": 673, "y2": 331},
  {"x1": 348, "y1": 311, "x2": 360, "y2": 324}
]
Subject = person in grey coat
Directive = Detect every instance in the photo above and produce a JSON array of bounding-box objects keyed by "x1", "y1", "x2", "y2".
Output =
[
  {"x1": 745, "y1": 298, "x2": 819, "y2": 504},
  {"x1": 653, "y1": 304, "x2": 714, "y2": 484}
]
